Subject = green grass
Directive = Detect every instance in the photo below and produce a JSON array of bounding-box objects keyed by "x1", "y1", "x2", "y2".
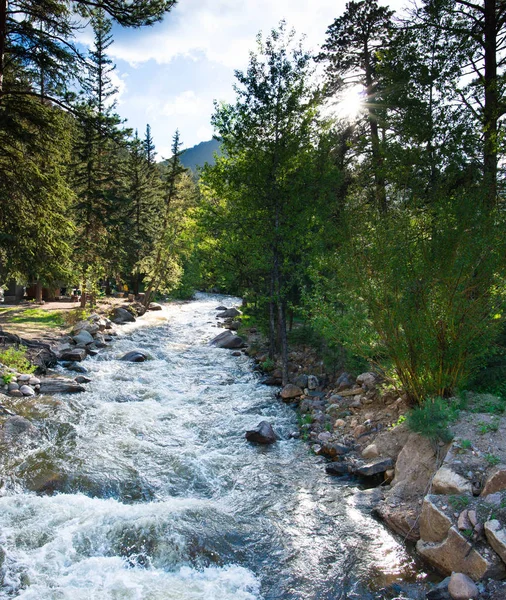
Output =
[
  {"x1": 460, "y1": 439, "x2": 472, "y2": 450},
  {"x1": 10, "y1": 308, "x2": 65, "y2": 327}
]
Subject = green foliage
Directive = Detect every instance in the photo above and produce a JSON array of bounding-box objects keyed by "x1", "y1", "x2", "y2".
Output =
[
  {"x1": 477, "y1": 418, "x2": 500, "y2": 435},
  {"x1": 485, "y1": 453, "x2": 501, "y2": 467},
  {"x1": 448, "y1": 495, "x2": 470, "y2": 511},
  {"x1": 0, "y1": 347, "x2": 35, "y2": 374},
  {"x1": 63, "y1": 308, "x2": 92, "y2": 327},
  {"x1": 309, "y1": 192, "x2": 506, "y2": 403},
  {"x1": 1, "y1": 373, "x2": 14, "y2": 384},
  {"x1": 406, "y1": 397, "x2": 460, "y2": 442},
  {"x1": 460, "y1": 439, "x2": 472, "y2": 450},
  {"x1": 261, "y1": 358, "x2": 275, "y2": 373}
]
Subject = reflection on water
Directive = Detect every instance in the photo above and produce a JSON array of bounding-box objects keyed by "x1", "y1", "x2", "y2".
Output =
[{"x1": 0, "y1": 294, "x2": 424, "y2": 599}]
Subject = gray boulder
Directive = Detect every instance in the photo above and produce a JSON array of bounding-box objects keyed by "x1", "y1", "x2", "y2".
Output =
[
  {"x1": 19, "y1": 385, "x2": 35, "y2": 397},
  {"x1": 245, "y1": 421, "x2": 278, "y2": 444},
  {"x1": 75, "y1": 376, "x2": 92, "y2": 384},
  {"x1": 356, "y1": 458, "x2": 393, "y2": 477},
  {"x1": 111, "y1": 307, "x2": 136, "y2": 324},
  {"x1": 59, "y1": 348, "x2": 87, "y2": 362},
  {"x1": 326, "y1": 462, "x2": 351, "y2": 476},
  {"x1": 217, "y1": 307, "x2": 242, "y2": 318},
  {"x1": 209, "y1": 330, "x2": 244, "y2": 349},
  {"x1": 120, "y1": 351, "x2": 148, "y2": 363},
  {"x1": 73, "y1": 330, "x2": 94, "y2": 345}
]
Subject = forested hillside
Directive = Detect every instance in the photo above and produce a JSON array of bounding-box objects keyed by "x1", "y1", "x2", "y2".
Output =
[{"x1": 180, "y1": 139, "x2": 221, "y2": 172}]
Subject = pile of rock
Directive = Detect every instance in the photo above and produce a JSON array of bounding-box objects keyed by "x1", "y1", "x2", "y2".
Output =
[{"x1": 210, "y1": 306, "x2": 246, "y2": 349}]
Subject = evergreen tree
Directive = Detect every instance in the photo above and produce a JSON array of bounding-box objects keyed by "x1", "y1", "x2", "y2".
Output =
[{"x1": 319, "y1": 0, "x2": 395, "y2": 212}]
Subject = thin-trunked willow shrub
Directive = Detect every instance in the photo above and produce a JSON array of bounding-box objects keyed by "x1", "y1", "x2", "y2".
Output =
[{"x1": 310, "y1": 193, "x2": 506, "y2": 404}]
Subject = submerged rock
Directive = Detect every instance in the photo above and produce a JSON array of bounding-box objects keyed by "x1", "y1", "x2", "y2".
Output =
[
  {"x1": 120, "y1": 351, "x2": 148, "y2": 363},
  {"x1": 75, "y1": 376, "x2": 92, "y2": 384},
  {"x1": 2, "y1": 416, "x2": 39, "y2": 441},
  {"x1": 245, "y1": 421, "x2": 278, "y2": 444}
]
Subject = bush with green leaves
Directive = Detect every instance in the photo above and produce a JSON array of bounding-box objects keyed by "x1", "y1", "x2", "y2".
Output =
[
  {"x1": 309, "y1": 191, "x2": 506, "y2": 403},
  {"x1": 0, "y1": 347, "x2": 35, "y2": 374}
]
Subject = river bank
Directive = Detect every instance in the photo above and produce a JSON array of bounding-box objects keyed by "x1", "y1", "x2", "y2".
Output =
[
  {"x1": 0, "y1": 293, "x2": 435, "y2": 599},
  {"x1": 237, "y1": 310, "x2": 506, "y2": 599}
]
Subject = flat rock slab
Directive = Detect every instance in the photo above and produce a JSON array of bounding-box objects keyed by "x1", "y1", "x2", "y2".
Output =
[
  {"x1": 59, "y1": 348, "x2": 87, "y2": 362},
  {"x1": 245, "y1": 421, "x2": 278, "y2": 444},
  {"x1": 120, "y1": 351, "x2": 148, "y2": 363},
  {"x1": 209, "y1": 330, "x2": 244, "y2": 349},
  {"x1": 356, "y1": 458, "x2": 393, "y2": 477},
  {"x1": 326, "y1": 462, "x2": 351, "y2": 476},
  {"x1": 39, "y1": 378, "x2": 86, "y2": 394},
  {"x1": 482, "y1": 466, "x2": 506, "y2": 496}
]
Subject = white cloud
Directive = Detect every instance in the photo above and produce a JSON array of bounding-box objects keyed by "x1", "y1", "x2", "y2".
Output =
[
  {"x1": 161, "y1": 90, "x2": 205, "y2": 117},
  {"x1": 108, "y1": 0, "x2": 407, "y2": 70}
]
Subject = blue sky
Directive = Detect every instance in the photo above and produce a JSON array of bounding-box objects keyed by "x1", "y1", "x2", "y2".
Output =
[{"x1": 80, "y1": 0, "x2": 406, "y2": 157}]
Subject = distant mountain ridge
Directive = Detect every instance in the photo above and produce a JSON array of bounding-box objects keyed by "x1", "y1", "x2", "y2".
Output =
[{"x1": 180, "y1": 139, "x2": 221, "y2": 172}]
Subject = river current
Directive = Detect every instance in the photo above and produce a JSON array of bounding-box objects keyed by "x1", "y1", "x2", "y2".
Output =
[{"x1": 0, "y1": 294, "x2": 422, "y2": 599}]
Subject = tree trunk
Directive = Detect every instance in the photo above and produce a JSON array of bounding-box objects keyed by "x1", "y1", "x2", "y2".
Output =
[
  {"x1": 35, "y1": 280, "x2": 42, "y2": 303},
  {"x1": 277, "y1": 299, "x2": 289, "y2": 385},
  {"x1": 0, "y1": 0, "x2": 7, "y2": 94},
  {"x1": 483, "y1": 0, "x2": 498, "y2": 207}
]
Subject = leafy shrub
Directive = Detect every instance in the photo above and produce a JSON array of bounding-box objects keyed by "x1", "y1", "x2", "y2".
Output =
[
  {"x1": 406, "y1": 397, "x2": 460, "y2": 442},
  {"x1": 309, "y1": 192, "x2": 506, "y2": 403},
  {"x1": 0, "y1": 347, "x2": 35, "y2": 373}
]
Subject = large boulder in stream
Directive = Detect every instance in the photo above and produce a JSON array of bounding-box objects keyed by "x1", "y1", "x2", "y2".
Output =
[
  {"x1": 245, "y1": 421, "x2": 278, "y2": 444},
  {"x1": 120, "y1": 351, "x2": 148, "y2": 363},
  {"x1": 110, "y1": 307, "x2": 136, "y2": 325},
  {"x1": 217, "y1": 307, "x2": 242, "y2": 318},
  {"x1": 209, "y1": 330, "x2": 244, "y2": 349}
]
